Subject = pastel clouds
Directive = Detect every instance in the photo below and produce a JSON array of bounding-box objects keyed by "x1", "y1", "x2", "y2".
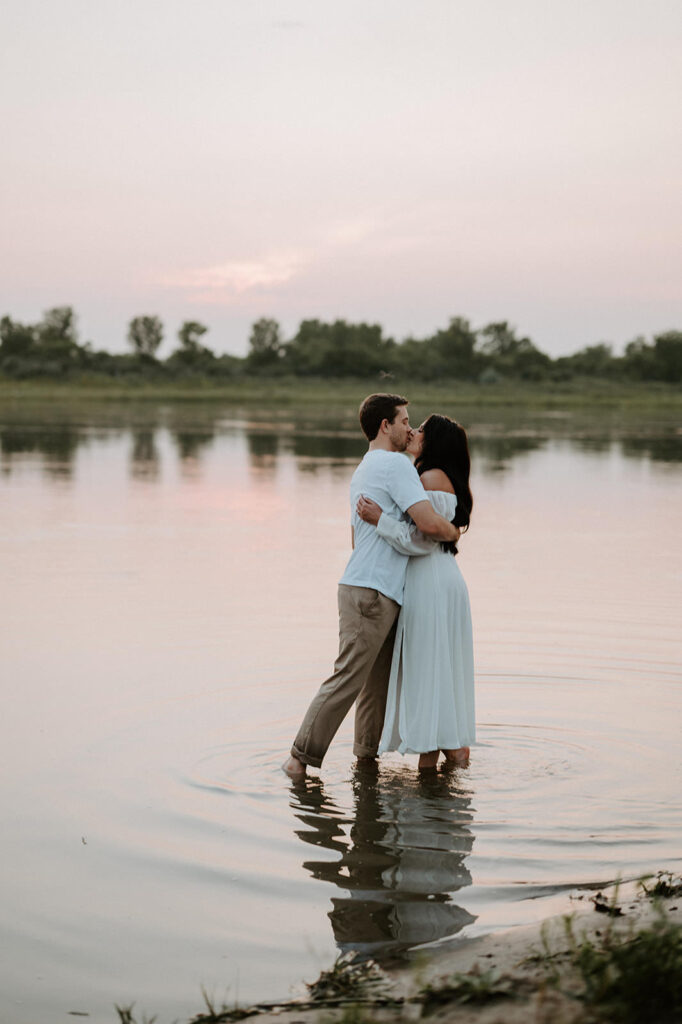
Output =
[
  {"x1": 160, "y1": 250, "x2": 308, "y2": 305},
  {"x1": 158, "y1": 218, "x2": 381, "y2": 307}
]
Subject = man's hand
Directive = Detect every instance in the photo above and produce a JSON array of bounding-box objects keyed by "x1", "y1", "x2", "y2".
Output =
[{"x1": 356, "y1": 495, "x2": 382, "y2": 525}]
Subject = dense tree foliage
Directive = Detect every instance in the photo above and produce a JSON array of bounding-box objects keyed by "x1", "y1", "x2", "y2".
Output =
[
  {"x1": 127, "y1": 315, "x2": 164, "y2": 358},
  {"x1": 246, "y1": 318, "x2": 284, "y2": 371},
  {"x1": 167, "y1": 320, "x2": 217, "y2": 372},
  {"x1": 0, "y1": 307, "x2": 87, "y2": 376},
  {"x1": 0, "y1": 306, "x2": 680, "y2": 384},
  {"x1": 284, "y1": 319, "x2": 394, "y2": 377}
]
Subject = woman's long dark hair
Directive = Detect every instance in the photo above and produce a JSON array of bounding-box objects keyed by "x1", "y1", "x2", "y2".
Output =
[{"x1": 414, "y1": 414, "x2": 473, "y2": 554}]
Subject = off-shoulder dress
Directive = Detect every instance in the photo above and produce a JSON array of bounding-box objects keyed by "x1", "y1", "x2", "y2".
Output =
[{"x1": 375, "y1": 490, "x2": 475, "y2": 755}]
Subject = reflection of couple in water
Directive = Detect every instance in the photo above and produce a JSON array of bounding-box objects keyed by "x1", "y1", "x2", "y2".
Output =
[
  {"x1": 289, "y1": 767, "x2": 476, "y2": 956},
  {"x1": 283, "y1": 392, "x2": 475, "y2": 776}
]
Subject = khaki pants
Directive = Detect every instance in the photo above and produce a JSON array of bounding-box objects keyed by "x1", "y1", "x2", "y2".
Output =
[{"x1": 291, "y1": 584, "x2": 400, "y2": 768}]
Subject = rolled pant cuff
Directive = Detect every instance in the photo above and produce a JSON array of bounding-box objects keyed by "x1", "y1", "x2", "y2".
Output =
[
  {"x1": 291, "y1": 745, "x2": 322, "y2": 769},
  {"x1": 353, "y1": 742, "x2": 378, "y2": 758}
]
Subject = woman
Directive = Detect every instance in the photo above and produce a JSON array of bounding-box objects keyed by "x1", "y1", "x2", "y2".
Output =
[{"x1": 357, "y1": 414, "x2": 474, "y2": 770}]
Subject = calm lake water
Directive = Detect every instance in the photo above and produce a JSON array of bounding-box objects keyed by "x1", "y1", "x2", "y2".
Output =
[{"x1": 1, "y1": 397, "x2": 681, "y2": 1023}]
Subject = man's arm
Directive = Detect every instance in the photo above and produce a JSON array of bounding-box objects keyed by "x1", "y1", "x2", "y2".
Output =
[
  {"x1": 406, "y1": 499, "x2": 460, "y2": 543},
  {"x1": 384, "y1": 455, "x2": 460, "y2": 544}
]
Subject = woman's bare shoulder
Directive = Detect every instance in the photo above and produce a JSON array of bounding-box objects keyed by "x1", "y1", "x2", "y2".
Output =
[{"x1": 419, "y1": 468, "x2": 454, "y2": 493}]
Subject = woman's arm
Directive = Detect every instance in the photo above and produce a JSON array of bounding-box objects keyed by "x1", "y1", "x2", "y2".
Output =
[{"x1": 356, "y1": 496, "x2": 437, "y2": 556}]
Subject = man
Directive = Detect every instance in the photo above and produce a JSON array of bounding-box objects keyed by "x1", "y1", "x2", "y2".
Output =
[{"x1": 283, "y1": 393, "x2": 460, "y2": 777}]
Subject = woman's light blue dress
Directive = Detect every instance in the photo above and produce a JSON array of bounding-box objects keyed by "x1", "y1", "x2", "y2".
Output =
[{"x1": 376, "y1": 491, "x2": 475, "y2": 755}]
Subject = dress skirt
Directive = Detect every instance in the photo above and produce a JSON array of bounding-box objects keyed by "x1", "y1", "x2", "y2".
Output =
[{"x1": 378, "y1": 522, "x2": 475, "y2": 755}]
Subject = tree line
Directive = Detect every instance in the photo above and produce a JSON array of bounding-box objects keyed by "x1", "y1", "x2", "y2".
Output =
[{"x1": 1, "y1": 306, "x2": 680, "y2": 383}]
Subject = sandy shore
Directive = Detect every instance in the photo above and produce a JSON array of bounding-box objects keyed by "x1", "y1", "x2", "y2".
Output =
[{"x1": 192, "y1": 880, "x2": 681, "y2": 1024}]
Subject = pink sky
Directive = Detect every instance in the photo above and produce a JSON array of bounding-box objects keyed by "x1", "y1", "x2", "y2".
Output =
[{"x1": 1, "y1": 0, "x2": 680, "y2": 356}]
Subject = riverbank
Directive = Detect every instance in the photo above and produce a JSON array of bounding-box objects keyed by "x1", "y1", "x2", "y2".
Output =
[
  {"x1": 1, "y1": 375, "x2": 680, "y2": 412},
  {"x1": 179, "y1": 877, "x2": 681, "y2": 1024}
]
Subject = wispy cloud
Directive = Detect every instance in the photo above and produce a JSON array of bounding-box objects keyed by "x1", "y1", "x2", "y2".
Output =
[
  {"x1": 158, "y1": 215, "x2": 389, "y2": 306},
  {"x1": 160, "y1": 250, "x2": 307, "y2": 305}
]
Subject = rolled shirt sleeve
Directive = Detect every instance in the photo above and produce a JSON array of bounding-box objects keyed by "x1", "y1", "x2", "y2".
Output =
[{"x1": 376, "y1": 513, "x2": 436, "y2": 556}]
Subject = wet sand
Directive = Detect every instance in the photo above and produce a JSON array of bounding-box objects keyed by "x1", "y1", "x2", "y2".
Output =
[{"x1": 208, "y1": 881, "x2": 680, "y2": 1024}]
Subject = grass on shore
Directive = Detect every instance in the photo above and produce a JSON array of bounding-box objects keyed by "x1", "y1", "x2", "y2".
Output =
[
  {"x1": 113, "y1": 876, "x2": 682, "y2": 1024},
  {"x1": 0, "y1": 374, "x2": 680, "y2": 413},
  {"x1": 641, "y1": 871, "x2": 682, "y2": 900},
  {"x1": 561, "y1": 906, "x2": 682, "y2": 1023}
]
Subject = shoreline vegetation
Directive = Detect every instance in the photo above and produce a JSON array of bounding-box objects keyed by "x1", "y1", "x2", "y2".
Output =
[
  {"x1": 1, "y1": 307, "x2": 681, "y2": 391},
  {"x1": 1, "y1": 377, "x2": 681, "y2": 413},
  {"x1": 114, "y1": 875, "x2": 682, "y2": 1024}
]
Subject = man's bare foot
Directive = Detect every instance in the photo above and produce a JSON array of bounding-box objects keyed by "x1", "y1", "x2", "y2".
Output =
[
  {"x1": 442, "y1": 747, "x2": 470, "y2": 766},
  {"x1": 418, "y1": 750, "x2": 440, "y2": 770},
  {"x1": 282, "y1": 754, "x2": 306, "y2": 777}
]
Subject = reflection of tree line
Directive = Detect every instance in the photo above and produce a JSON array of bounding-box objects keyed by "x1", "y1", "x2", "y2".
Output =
[
  {"x1": 0, "y1": 425, "x2": 81, "y2": 478},
  {"x1": 0, "y1": 423, "x2": 367, "y2": 479},
  {"x1": 1, "y1": 422, "x2": 680, "y2": 480},
  {"x1": 289, "y1": 767, "x2": 476, "y2": 958}
]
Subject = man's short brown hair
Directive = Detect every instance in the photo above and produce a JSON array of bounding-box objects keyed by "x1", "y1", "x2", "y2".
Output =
[{"x1": 358, "y1": 393, "x2": 409, "y2": 441}]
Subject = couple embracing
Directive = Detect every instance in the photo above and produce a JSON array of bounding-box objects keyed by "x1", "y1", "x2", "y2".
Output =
[{"x1": 283, "y1": 392, "x2": 475, "y2": 776}]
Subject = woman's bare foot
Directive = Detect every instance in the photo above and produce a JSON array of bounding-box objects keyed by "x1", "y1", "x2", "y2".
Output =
[
  {"x1": 282, "y1": 754, "x2": 306, "y2": 777},
  {"x1": 442, "y1": 747, "x2": 470, "y2": 766},
  {"x1": 418, "y1": 750, "x2": 440, "y2": 770}
]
